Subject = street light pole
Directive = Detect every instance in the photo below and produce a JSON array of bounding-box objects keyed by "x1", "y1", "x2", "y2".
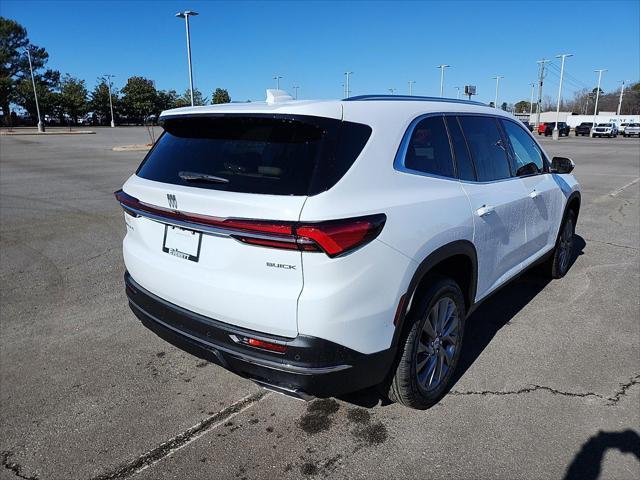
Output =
[
  {"x1": 344, "y1": 71, "x2": 353, "y2": 98},
  {"x1": 493, "y1": 75, "x2": 504, "y2": 109},
  {"x1": 591, "y1": 69, "x2": 606, "y2": 137},
  {"x1": 553, "y1": 53, "x2": 573, "y2": 140},
  {"x1": 25, "y1": 48, "x2": 44, "y2": 132},
  {"x1": 437, "y1": 64, "x2": 450, "y2": 97},
  {"x1": 528, "y1": 82, "x2": 535, "y2": 118},
  {"x1": 454, "y1": 86, "x2": 460, "y2": 99},
  {"x1": 293, "y1": 85, "x2": 299, "y2": 99},
  {"x1": 408, "y1": 80, "x2": 415, "y2": 96},
  {"x1": 273, "y1": 75, "x2": 282, "y2": 89},
  {"x1": 617, "y1": 80, "x2": 630, "y2": 115},
  {"x1": 105, "y1": 74, "x2": 116, "y2": 128},
  {"x1": 175, "y1": 10, "x2": 199, "y2": 106}
]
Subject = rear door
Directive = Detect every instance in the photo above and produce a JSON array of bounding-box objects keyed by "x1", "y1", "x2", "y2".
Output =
[
  {"x1": 453, "y1": 115, "x2": 529, "y2": 300},
  {"x1": 121, "y1": 114, "x2": 340, "y2": 338}
]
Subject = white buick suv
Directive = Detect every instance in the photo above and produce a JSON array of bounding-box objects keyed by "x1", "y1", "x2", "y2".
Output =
[{"x1": 116, "y1": 91, "x2": 581, "y2": 409}]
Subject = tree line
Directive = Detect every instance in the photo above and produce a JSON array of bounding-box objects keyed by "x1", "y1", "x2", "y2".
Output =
[
  {"x1": 513, "y1": 83, "x2": 640, "y2": 116},
  {"x1": 0, "y1": 17, "x2": 231, "y2": 126}
]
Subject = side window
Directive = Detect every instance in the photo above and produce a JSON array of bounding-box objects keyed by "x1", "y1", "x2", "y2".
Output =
[
  {"x1": 445, "y1": 116, "x2": 476, "y2": 181},
  {"x1": 458, "y1": 116, "x2": 511, "y2": 181},
  {"x1": 403, "y1": 116, "x2": 455, "y2": 178},
  {"x1": 501, "y1": 120, "x2": 545, "y2": 175}
]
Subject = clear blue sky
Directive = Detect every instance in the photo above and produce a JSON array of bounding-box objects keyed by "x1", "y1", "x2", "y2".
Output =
[{"x1": 2, "y1": 0, "x2": 639, "y2": 104}]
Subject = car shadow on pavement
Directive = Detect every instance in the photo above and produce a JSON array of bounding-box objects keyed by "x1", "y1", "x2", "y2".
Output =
[
  {"x1": 338, "y1": 235, "x2": 586, "y2": 409},
  {"x1": 563, "y1": 429, "x2": 640, "y2": 480}
]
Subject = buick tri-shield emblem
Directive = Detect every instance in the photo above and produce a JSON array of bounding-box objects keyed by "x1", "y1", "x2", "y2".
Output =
[{"x1": 167, "y1": 194, "x2": 178, "y2": 209}]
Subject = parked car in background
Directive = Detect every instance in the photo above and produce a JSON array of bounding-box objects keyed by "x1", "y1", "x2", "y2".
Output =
[
  {"x1": 592, "y1": 123, "x2": 618, "y2": 138},
  {"x1": 522, "y1": 122, "x2": 534, "y2": 132},
  {"x1": 539, "y1": 122, "x2": 570, "y2": 136},
  {"x1": 618, "y1": 123, "x2": 628, "y2": 135},
  {"x1": 575, "y1": 122, "x2": 593, "y2": 136},
  {"x1": 115, "y1": 92, "x2": 581, "y2": 409},
  {"x1": 623, "y1": 123, "x2": 640, "y2": 137}
]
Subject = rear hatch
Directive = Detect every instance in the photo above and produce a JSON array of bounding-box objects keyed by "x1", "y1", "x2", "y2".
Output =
[{"x1": 118, "y1": 111, "x2": 371, "y2": 338}]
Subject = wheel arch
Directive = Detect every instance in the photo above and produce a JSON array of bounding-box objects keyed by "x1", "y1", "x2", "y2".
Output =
[{"x1": 392, "y1": 240, "x2": 478, "y2": 347}]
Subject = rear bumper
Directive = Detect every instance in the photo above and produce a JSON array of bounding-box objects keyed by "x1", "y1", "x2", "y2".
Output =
[{"x1": 125, "y1": 272, "x2": 393, "y2": 398}]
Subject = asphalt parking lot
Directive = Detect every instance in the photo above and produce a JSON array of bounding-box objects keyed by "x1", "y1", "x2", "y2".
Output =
[{"x1": 1, "y1": 127, "x2": 638, "y2": 480}]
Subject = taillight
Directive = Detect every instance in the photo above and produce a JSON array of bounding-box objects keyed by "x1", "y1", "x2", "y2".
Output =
[
  {"x1": 115, "y1": 190, "x2": 386, "y2": 257},
  {"x1": 230, "y1": 215, "x2": 386, "y2": 257},
  {"x1": 295, "y1": 215, "x2": 386, "y2": 257}
]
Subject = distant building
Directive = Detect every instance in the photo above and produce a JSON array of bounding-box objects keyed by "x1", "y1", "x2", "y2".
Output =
[{"x1": 528, "y1": 111, "x2": 640, "y2": 127}]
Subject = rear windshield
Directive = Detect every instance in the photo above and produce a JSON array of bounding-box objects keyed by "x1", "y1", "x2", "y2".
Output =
[{"x1": 136, "y1": 115, "x2": 371, "y2": 196}]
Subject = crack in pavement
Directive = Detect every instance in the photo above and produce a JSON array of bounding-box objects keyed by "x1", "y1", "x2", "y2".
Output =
[
  {"x1": 1, "y1": 451, "x2": 39, "y2": 480},
  {"x1": 449, "y1": 374, "x2": 640, "y2": 405},
  {"x1": 584, "y1": 238, "x2": 640, "y2": 252},
  {"x1": 607, "y1": 375, "x2": 640, "y2": 405},
  {"x1": 90, "y1": 391, "x2": 268, "y2": 480}
]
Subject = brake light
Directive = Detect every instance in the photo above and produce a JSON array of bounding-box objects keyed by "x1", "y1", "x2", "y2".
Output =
[{"x1": 115, "y1": 190, "x2": 385, "y2": 257}]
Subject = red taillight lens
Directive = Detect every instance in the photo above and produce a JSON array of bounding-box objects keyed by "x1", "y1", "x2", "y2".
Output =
[
  {"x1": 295, "y1": 214, "x2": 386, "y2": 257},
  {"x1": 247, "y1": 338, "x2": 287, "y2": 353}
]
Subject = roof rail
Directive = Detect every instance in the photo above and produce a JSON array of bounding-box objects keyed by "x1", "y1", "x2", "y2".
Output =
[{"x1": 343, "y1": 94, "x2": 486, "y2": 106}]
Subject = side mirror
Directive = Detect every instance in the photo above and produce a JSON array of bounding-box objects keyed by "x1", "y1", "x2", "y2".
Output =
[{"x1": 551, "y1": 156, "x2": 575, "y2": 174}]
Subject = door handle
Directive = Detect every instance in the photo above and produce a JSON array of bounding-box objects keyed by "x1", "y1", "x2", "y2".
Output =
[
  {"x1": 476, "y1": 205, "x2": 495, "y2": 217},
  {"x1": 529, "y1": 189, "x2": 540, "y2": 199}
]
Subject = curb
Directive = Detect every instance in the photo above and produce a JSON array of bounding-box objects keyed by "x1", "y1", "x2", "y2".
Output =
[
  {"x1": 0, "y1": 130, "x2": 96, "y2": 136},
  {"x1": 112, "y1": 144, "x2": 152, "y2": 152}
]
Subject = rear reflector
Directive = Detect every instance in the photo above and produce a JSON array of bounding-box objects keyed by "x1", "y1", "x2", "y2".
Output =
[
  {"x1": 115, "y1": 190, "x2": 385, "y2": 257},
  {"x1": 246, "y1": 338, "x2": 287, "y2": 353}
]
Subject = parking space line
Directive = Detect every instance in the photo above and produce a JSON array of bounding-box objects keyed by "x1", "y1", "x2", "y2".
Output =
[
  {"x1": 609, "y1": 177, "x2": 640, "y2": 197},
  {"x1": 91, "y1": 391, "x2": 269, "y2": 480}
]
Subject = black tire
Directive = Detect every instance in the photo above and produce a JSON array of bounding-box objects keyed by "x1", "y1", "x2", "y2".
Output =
[
  {"x1": 387, "y1": 276, "x2": 466, "y2": 410},
  {"x1": 546, "y1": 210, "x2": 576, "y2": 279}
]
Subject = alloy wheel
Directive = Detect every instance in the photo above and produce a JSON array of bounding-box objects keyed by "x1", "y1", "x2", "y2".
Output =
[
  {"x1": 558, "y1": 218, "x2": 574, "y2": 273},
  {"x1": 415, "y1": 297, "x2": 460, "y2": 392}
]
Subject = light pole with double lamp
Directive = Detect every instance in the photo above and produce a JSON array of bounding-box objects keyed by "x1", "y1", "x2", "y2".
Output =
[
  {"x1": 553, "y1": 53, "x2": 573, "y2": 140},
  {"x1": 105, "y1": 74, "x2": 116, "y2": 127},
  {"x1": 25, "y1": 48, "x2": 44, "y2": 132},
  {"x1": 437, "y1": 64, "x2": 450, "y2": 97},
  {"x1": 175, "y1": 10, "x2": 198, "y2": 106}
]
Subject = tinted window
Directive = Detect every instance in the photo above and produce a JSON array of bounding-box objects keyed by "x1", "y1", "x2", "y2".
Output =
[
  {"x1": 445, "y1": 116, "x2": 476, "y2": 181},
  {"x1": 458, "y1": 116, "x2": 511, "y2": 181},
  {"x1": 137, "y1": 115, "x2": 371, "y2": 196},
  {"x1": 403, "y1": 116, "x2": 454, "y2": 178},
  {"x1": 501, "y1": 120, "x2": 544, "y2": 175}
]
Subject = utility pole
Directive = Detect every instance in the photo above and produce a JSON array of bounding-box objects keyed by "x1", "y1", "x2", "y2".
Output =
[
  {"x1": 454, "y1": 86, "x2": 460, "y2": 99},
  {"x1": 25, "y1": 48, "x2": 44, "y2": 132},
  {"x1": 617, "y1": 80, "x2": 630, "y2": 115},
  {"x1": 105, "y1": 74, "x2": 116, "y2": 128},
  {"x1": 408, "y1": 80, "x2": 415, "y2": 96},
  {"x1": 292, "y1": 85, "x2": 299, "y2": 99},
  {"x1": 492, "y1": 75, "x2": 504, "y2": 108},
  {"x1": 591, "y1": 69, "x2": 606, "y2": 137},
  {"x1": 528, "y1": 82, "x2": 535, "y2": 117},
  {"x1": 535, "y1": 59, "x2": 550, "y2": 127},
  {"x1": 273, "y1": 75, "x2": 283, "y2": 90},
  {"x1": 344, "y1": 71, "x2": 353, "y2": 98},
  {"x1": 436, "y1": 64, "x2": 450, "y2": 97},
  {"x1": 553, "y1": 53, "x2": 573, "y2": 140},
  {"x1": 175, "y1": 11, "x2": 198, "y2": 106}
]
